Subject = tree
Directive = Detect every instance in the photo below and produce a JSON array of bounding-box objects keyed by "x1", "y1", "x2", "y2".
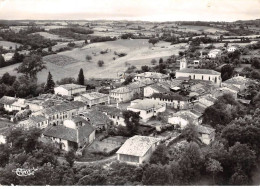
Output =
[
  {"x1": 181, "y1": 125, "x2": 201, "y2": 144},
  {"x1": 229, "y1": 168, "x2": 249, "y2": 185},
  {"x1": 56, "y1": 77, "x2": 76, "y2": 85},
  {"x1": 151, "y1": 59, "x2": 157, "y2": 65},
  {"x1": 15, "y1": 54, "x2": 46, "y2": 79},
  {"x1": 65, "y1": 150, "x2": 76, "y2": 167},
  {"x1": 221, "y1": 64, "x2": 234, "y2": 81},
  {"x1": 141, "y1": 65, "x2": 149, "y2": 72},
  {"x1": 77, "y1": 68, "x2": 85, "y2": 85},
  {"x1": 149, "y1": 144, "x2": 169, "y2": 165},
  {"x1": 44, "y1": 72, "x2": 55, "y2": 93},
  {"x1": 122, "y1": 110, "x2": 140, "y2": 136},
  {"x1": 1, "y1": 72, "x2": 16, "y2": 86},
  {"x1": 206, "y1": 158, "x2": 223, "y2": 184},
  {"x1": 97, "y1": 60, "x2": 104, "y2": 67},
  {"x1": 178, "y1": 142, "x2": 204, "y2": 184},
  {"x1": 0, "y1": 54, "x2": 6, "y2": 67},
  {"x1": 122, "y1": 75, "x2": 133, "y2": 85},
  {"x1": 228, "y1": 142, "x2": 256, "y2": 176},
  {"x1": 142, "y1": 164, "x2": 172, "y2": 185},
  {"x1": 86, "y1": 55, "x2": 92, "y2": 62},
  {"x1": 159, "y1": 58, "x2": 163, "y2": 63},
  {"x1": 148, "y1": 38, "x2": 159, "y2": 46}
]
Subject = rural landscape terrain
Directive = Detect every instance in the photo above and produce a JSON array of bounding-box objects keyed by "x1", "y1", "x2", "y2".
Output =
[{"x1": 0, "y1": 11, "x2": 260, "y2": 187}]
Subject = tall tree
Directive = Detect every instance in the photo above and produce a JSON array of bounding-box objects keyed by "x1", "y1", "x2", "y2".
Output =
[
  {"x1": 122, "y1": 110, "x2": 140, "y2": 136},
  {"x1": 44, "y1": 72, "x2": 55, "y2": 93},
  {"x1": 77, "y1": 68, "x2": 85, "y2": 85},
  {"x1": 15, "y1": 54, "x2": 46, "y2": 80}
]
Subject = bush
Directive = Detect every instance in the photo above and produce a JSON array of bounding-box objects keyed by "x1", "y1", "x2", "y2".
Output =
[
  {"x1": 98, "y1": 60, "x2": 104, "y2": 67},
  {"x1": 86, "y1": 55, "x2": 92, "y2": 61},
  {"x1": 151, "y1": 59, "x2": 157, "y2": 65}
]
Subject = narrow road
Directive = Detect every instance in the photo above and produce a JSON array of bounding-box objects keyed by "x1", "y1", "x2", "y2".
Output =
[{"x1": 74, "y1": 154, "x2": 117, "y2": 166}]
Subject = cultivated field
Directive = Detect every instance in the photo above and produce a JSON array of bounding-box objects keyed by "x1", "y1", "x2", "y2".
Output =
[{"x1": 43, "y1": 54, "x2": 79, "y2": 66}]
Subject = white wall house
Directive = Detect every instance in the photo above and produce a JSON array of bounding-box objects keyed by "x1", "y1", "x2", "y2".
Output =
[
  {"x1": 0, "y1": 96, "x2": 27, "y2": 112},
  {"x1": 144, "y1": 84, "x2": 169, "y2": 97},
  {"x1": 168, "y1": 110, "x2": 201, "y2": 129},
  {"x1": 116, "y1": 135, "x2": 161, "y2": 165},
  {"x1": 17, "y1": 115, "x2": 49, "y2": 129},
  {"x1": 221, "y1": 76, "x2": 249, "y2": 91},
  {"x1": 176, "y1": 68, "x2": 222, "y2": 86},
  {"x1": 54, "y1": 84, "x2": 86, "y2": 96},
  {"x1": 208, "y1": 49, "x2": 222, "y2": 58},
  {"x1": 127, "y1": 99, "x2": 166, "y2": 122},
  {"x1": 227, "y1": 46, "x2": 237, "y2": 52}
]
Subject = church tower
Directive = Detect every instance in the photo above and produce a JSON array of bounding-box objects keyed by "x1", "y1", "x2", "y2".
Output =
[{"x1": 180, "y1": 57, "x2": 187, "y2": 70}]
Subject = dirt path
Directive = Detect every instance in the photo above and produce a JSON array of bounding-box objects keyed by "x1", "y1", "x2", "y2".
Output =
[{"x1": 74, "y1": 154, "x2": 117, "y2": 166}]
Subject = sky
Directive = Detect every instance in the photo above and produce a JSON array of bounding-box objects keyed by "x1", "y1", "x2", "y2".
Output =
[{"x1": 0, "y1": 0, "x2": 260, "y2": 22}]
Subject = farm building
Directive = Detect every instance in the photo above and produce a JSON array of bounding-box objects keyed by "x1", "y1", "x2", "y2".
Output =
[
  {"x1": 144, "y1": 83, "x2": 170, "y2": 97},
  {"x1": 195, "y1": 125, "x2": 215, "y2": 145},
  {"x1": 54, "y1": 83, "x2": 86, "y2": 96},
  {"x1": 116, "y1": 135, "x2": 161, "y2": 165},
  {"x1": 221, "y1": 76, "x2": 250, "y2": 91}
]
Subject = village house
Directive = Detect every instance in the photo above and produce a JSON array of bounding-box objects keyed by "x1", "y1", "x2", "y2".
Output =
[
  {"x1": 168, "y1": 110, "x2": 201, "y2": 129},
  {"x1": 198, "y1": 94, "x2": 217, "y2": 107},
  {"x1": 96, "y1": 105, "x2": 126, "y2": 126},
  {"x1": 31, "y1": 101, "x2": 87, "y2": 126},
  {"x1": 144, "y1": 83, "x2": 170, "y2": 97},
  {"x1": 110, "y1": 81, "x2": 153, "y2": 103},
  {"x1": 212, "y1": 86, "x2": 239, "y2": 99},
  {"x1": 208, "y1": 49, "x2": 222, "y2": 58},
  {"x1": 127, "y1": 99, "x2": 166, "y2": 122},
  {"x1": 116, "y1": 135, "x2": 161, "y2": 165},
  {"x1": 2, "y1": 53, "x2": 14, "y2": 62},
  {"x1": 176, "y1": 68, "x2": 222, "y2": 86},
  {"x1": 26, "y1": 94, "x2": 67, "y2": 112},
  {"x1": 74, "y1": 92, "x2": 109, "y2": 107},
  {"x1": 227, "y1": 46, "x2": 237, "y2": 52},
  {"x1": 134, "y1": 72, "x2": 170, "y2": 82},
  {"x1": 151, "y1": 93, "x2": 190, "y2": 109},
  {"x1": 54, "y1": 83, "x2": 86, "y2": 96},
  {"x1": 221, "y1": 76, "x2": 249, "y2": 91},
  {"x1": 43, "y1": 116, "x2": 95, "y2": 152},
  {"x1": 79, "y1": 109, "x2": 111, "y2": 131},
  {"x1": 17, "y1": 115, "x2": 49, "y2": 129},
  {"x1": 0, "y1": 96, "x2": 27, "y2": 112},
  {"x1": 195, "y1": 125, "x2": 215, "y2": 145}
]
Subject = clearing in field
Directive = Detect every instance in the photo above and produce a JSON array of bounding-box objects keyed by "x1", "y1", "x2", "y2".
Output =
[
  {"x1": 43, "y1": 54, "x2": 79, "y2": 66},
  {"x1": 32, "y1": 32, "x2": 71, "y2": 41}
]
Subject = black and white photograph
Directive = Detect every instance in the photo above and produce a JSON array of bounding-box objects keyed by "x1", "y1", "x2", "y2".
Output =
[{"x1": 0, "y1": 0, "x2": 260, "y2": 186}]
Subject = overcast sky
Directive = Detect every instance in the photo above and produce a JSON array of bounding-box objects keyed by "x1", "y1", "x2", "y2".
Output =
[{"x1": 0, "y1": 0, "x2": 259, "y2": 22}]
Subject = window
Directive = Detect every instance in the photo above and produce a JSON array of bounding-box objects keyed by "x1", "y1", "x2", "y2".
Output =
[
  {"x1": 193, "y1": 75, "x2": 195, "y2": 79},
  {"x1": 202, "y1": 75, "x2": 204, "y2": 80},
  {"x1": 209, "y1": 76, "x2": 210, "y2": 81}
]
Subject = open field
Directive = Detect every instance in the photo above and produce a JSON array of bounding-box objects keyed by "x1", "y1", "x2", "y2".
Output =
[
  {"x1": 0, "y1": 40, "x2": 22, "y2": 49},
  {"x1": 33, "y1": 32, "x2": 72, "y2": 41},
  {"x1": 176, "y1": 25, "x2": 227, "y2": 34},
  {"x1": 0, "y1": 39, "x2": 186, "y2": 83}
]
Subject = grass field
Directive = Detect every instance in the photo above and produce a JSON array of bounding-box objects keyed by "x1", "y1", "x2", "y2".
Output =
[
  {"x1": 0, "y1": 39, "x2": 187, "y2": 83},
  {"x1": 33, "y1": 32, "x2": 71, "y2": 41}
]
